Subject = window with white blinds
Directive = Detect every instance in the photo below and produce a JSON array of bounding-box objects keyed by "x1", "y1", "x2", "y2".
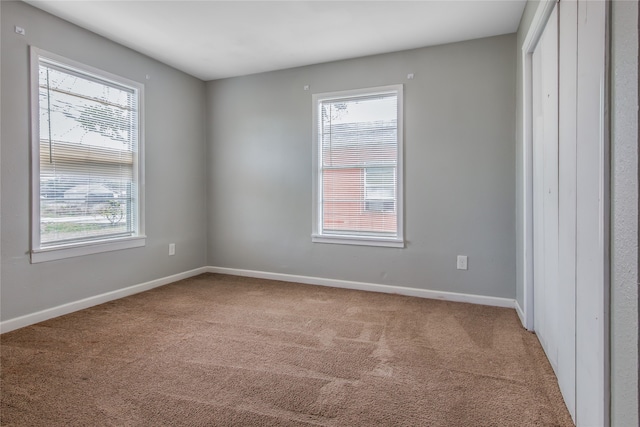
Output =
[
  {"x1": 312, "y1": 85, "x2": 404, "y2": 247},
  {"x1": 30, "y1": 48, "x2": 145, "y2": 262}
]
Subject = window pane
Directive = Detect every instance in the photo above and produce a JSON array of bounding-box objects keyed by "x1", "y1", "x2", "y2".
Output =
[
  {"x1": 364, "y1": 167, "x2": 396, "y2": 213},
  {"x1": 315, "y1": 87, "x2": 401, "y2": 240},
  {"x1": 37, "y1": 57, "x2": 139, "y2": 247},
  {"x1": 320, "y1": 95, "x2": 397, "y2": 169}
]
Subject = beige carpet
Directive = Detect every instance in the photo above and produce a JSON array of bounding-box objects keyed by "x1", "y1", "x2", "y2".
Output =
[{"x1": 1, "y1": 273, "x2": 573, "y2": 426}]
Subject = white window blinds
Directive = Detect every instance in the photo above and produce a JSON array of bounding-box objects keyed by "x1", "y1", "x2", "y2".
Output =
[
  {"x1": 33, "y1": 50, "x2": 143, "y2": 252},
  {"x1": 313, "y1": 85, "x2": 403, "y2": 247}
]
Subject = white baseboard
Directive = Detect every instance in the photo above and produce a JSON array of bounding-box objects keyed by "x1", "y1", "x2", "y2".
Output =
[
  {"x1": 207, "y1": 266, "x2": 516, "y2": 309},
  {"x1": 1, "y1": 265, "x2": 517, "y2": 334},
  {"x1": 0, "y1": 267, "x2": 208, "y2": 334}
]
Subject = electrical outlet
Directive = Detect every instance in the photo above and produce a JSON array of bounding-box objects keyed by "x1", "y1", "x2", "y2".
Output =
[
  {"x1": 169, "y1": 243, "x2": 175, "y2": 256},
  {"x1": 457, "y1": 255, "x2": 468, "y2": 270}
]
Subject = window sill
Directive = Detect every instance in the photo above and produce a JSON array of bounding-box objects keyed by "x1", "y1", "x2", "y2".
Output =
[
  {"x1": 312, "y1": 234, "x2": 404, "y2": 248},
  {"x1": 31, "y1": 235, "x2": 146, "y2": 263}
]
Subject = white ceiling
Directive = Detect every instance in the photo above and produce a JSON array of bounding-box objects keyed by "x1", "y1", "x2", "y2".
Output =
[{"x1": 25, "y1": 1, "x2": 526, "y2": 81}]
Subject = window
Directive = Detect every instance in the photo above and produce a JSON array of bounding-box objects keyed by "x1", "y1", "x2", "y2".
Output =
[
  {"x1": 312, "y1": 85, "x2": 403, "y2": 247},
  {"x1": 364, "y1": 167, "x2": 396, "y2": 213},
  {"x1": 30, "y1": 48, "x2": 145, "y2": 263}
]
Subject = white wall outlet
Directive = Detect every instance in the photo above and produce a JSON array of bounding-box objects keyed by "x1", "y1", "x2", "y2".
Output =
[
  {"x1": 14, "y1": 26, "x2": 25, "y2": 36},
  {"x1": 169, "y1": 243, "x2": 175, "y2": 256},
  {"x1": 456, "y1": 255, "x2": 468, "y2": 270}
]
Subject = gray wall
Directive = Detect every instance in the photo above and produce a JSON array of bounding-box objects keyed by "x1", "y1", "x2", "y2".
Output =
[
  {"x1": 515, "y1": 0, "x2": 539, "y2": 311},
  {"x1": 611, "y1": 0, "x2": 639, "y2": 425},
  {"x1": 0, "y1": 1, "x2": 208, "y2": 322},
  {"x1": 206, "y1": 34, "x2": 516, "y2": 299}
]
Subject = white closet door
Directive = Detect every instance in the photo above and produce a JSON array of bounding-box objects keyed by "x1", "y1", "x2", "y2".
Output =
[
  {"x1": 533, "y1": 3, "x2": 579, "y2": 422},
  {"x1": 557, "y1": 0, "x2": 578, "y2": 419},
  {"x1": 533, "y1": 3, "x2": 560, "y2": 373},
  {"x1": 529, "y1": 1, "x2": 608, "y2": 424}
]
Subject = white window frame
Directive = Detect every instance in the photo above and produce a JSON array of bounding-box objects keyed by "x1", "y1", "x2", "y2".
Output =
[
  {"x1": 30, "y1": 47, "x2": 146, "y2": 263},
  {"x1": 311, "y1": 85, "x2": 404, "y2": 248}
]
